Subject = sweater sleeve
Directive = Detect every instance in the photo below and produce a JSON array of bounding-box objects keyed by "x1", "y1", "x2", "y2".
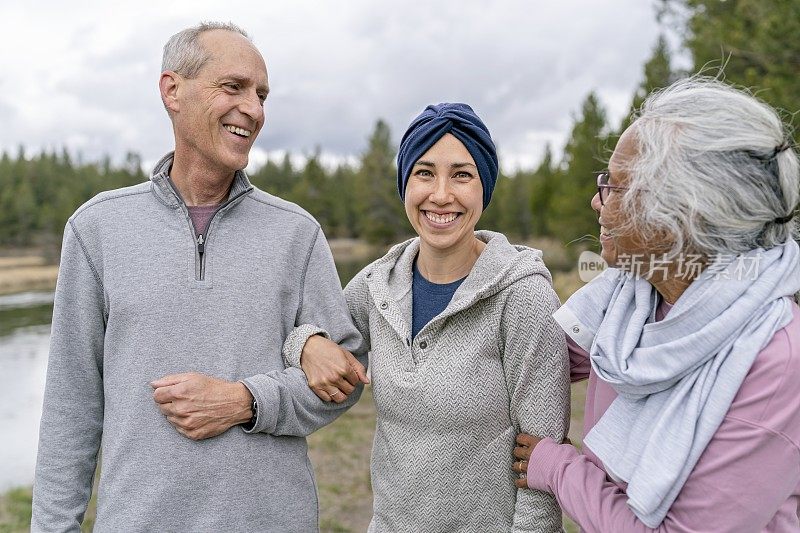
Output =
[
  {"x1": 527, "y1": 408, "x2": 799, "y2": 532},
  {"x1": 342, "y1": 269, "x2": 372, "y2": 352},
  {"x1": 281, "y1": 265, "x2": 373, "y2": 371},
  {"x1": 566, "y1": 335, "x2": 591, "y2": 382},
  {"x1": 241, "y1": 227, "x2": 367, "y2": 437},
  {"x1": 501, "y1": 274, "x2": 571, "y2": 533},
  {"x1": 31, "y1": 221, "x2": 106, "y2": 532}
]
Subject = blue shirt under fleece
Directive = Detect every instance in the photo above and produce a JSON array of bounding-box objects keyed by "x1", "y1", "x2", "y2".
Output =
[{"x1": 412, "y1": 260, "x2": 466, "y2": 339}]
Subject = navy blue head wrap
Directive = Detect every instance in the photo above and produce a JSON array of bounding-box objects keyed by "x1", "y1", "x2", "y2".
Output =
[{"x1": 397, "y1": 103, "x2": 499, "y2": 209}]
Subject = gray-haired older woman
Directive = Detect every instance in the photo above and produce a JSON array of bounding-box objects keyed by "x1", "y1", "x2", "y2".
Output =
[{"x1": 514, "y1": 77, "x2": 800, "y2": 532}]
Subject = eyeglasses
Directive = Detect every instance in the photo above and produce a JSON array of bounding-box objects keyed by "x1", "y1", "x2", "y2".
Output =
[{"x1": 596, "y1": 171, "x2": 631, "y2": 206}]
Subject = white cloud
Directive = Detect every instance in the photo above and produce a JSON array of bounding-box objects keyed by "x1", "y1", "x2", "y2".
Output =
[{"x1": 0, "y1": 0, "x2": 674, "y2": 169}]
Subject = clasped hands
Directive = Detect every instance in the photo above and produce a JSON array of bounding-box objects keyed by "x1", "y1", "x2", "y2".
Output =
[{"x1": 150, "y1": 372, "x2": 253, "y2": 441}]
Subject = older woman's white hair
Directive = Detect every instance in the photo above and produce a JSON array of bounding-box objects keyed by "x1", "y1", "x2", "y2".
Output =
[{"x1": 620, "y1": 76, "x2": 799, "y2": 259}]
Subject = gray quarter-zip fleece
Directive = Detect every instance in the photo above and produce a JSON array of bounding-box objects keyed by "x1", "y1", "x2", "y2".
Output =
[{"x1": 32, "y1": 152, "x2": 365, "y2": 532}]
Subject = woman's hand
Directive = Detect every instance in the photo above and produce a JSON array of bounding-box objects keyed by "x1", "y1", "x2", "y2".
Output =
[
  {"x1": 513, "y1": 433, "x2": 542, "y2": 488},
  {"x1": 513, "y1": 433, "x2": 573, "y2": 488},
  {"x1": 300, "y1": 334, "x2": 369, "y2": 403}
]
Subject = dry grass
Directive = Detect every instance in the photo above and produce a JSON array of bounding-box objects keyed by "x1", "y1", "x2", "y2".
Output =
[
  {"x1": 328, "y1": 239, "x2": 383, "y2": 263},
  {"x1": 0, "y1": 256, "x2": 58, "y2": 296},
  {"x1": 0, "y1": 266, "x2": 58, "y2": 296},
  {"x1": 309, "y1": 387, "x2": 376, "y2": 532},
  {"x1": 552, "y1": 270, "x2": 585, "y2": 303},
  {"x1": 0, "y1": 257, "x2": 46, "y2": 269}
]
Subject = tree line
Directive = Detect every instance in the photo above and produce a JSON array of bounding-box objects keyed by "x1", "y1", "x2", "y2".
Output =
[{"x1": 1, "y1": 0, "x2": 796, "y2": 256}]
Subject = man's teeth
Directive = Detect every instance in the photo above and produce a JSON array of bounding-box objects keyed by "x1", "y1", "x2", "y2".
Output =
[
  {"x1": 224, "y1": 125, "x2": 252, "y2": 137},
  {"x1": 425, "y1": 212, "x2": 458, "y2": 224}
]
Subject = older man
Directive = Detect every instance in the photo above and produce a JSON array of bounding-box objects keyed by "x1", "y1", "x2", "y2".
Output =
[{"x1": 31, "y1": 22, "x2": 365, "y2": 532}]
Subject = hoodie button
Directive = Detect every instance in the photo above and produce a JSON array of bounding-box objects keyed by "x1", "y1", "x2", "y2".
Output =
[
  {"x1": 419, "y1": 341, "x2": 428, "y2": 349},
  {"x1": 380, "y1": 301, "x2": 388, "y2": 310},
  {"x1": 572, "y1": 326, "x2": 580, "y2": 334}
]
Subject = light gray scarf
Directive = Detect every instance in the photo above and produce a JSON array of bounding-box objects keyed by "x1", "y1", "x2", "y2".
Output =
[{"x1": 553, "y1": 240, "x2": 800, "y2": 527}]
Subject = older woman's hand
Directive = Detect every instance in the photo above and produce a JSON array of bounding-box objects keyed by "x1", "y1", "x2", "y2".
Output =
[
  {"x1": 514, "y1": 433, "x2": 572, "y2": 488},
  {"x1": 301, "y1": 334, "x2": 369, "y2": 403},
  {"x1": 513, "y1": 433, "x2": 541, "y2": 488}
]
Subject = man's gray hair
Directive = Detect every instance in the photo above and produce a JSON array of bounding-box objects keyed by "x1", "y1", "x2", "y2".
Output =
[
  {"x1": 620, "y1": 76, "x2": 799, "y2": 259},
  {"x1": 162, "y1": 21, "x2": 250, "y2": 78}
]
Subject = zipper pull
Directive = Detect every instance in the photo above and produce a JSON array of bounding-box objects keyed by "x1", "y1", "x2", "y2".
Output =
[{"x1": 197, "y1": 234, "x2": 205, "y2": 255}]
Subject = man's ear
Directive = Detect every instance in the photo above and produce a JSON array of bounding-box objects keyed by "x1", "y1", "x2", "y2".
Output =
[{"x1": 159, "y1": 71, "x2": 181, "y2": 114}]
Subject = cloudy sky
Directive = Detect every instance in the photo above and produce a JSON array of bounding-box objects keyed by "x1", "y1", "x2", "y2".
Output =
[{"x1": 0, "y1": 0, "x2": 684, "y2": 172}]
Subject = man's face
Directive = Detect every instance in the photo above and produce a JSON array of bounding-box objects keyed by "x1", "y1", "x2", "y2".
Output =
[{"x1": 170, "y1": 30, "x2": 269, "y2": 175}]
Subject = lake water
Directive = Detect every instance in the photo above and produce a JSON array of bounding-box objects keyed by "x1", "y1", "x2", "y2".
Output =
[
  {"x1": 0, "y1": 291, "x2": 54, "y2": 491},
  {"x1": 0, "y1": 258, "x2": 374, "y2": 491}
]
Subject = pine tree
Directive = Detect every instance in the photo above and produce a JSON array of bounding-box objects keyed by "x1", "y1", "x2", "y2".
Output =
[
  {"x1": 530, "y1": 144, "x2": 558, "y2": 237},
  {"x1": 619, "y1": 34, "x2": 675, "y2": 132},
  {"x1": 355, "y1": 120, "x2": 408, "y2": 244},
  {"x1": 662, "y1": 0, "x2": 800, "y2": 141},
  {"x1": 292, "y1": 149, "x2": 334, "y2": 231},
  {"x1": 550, "y1": 93, "x2": 610, "y2": 245}
]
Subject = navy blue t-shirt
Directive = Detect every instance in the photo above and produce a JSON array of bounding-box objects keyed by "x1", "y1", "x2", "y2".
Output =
[{"x1": 412, "y1": 260, "x2": 466, "y2": 339}]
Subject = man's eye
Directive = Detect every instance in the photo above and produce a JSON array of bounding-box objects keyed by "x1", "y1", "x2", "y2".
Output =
[{"x1": 225, "y1": 83, "x2": 240, "y2": 90}]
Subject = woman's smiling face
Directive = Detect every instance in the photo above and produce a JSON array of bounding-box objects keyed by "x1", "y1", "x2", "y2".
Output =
[{"x1": 404, "y1": 133, "x2": 484, "y2": 253}]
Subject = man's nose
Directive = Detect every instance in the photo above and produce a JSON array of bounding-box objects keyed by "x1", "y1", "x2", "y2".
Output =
[{"x1": 239, "y1": 90, "x2": 264, "y2": 123}]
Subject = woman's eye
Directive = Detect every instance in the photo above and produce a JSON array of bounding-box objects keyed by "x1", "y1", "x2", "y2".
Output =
[
  {"x1": 414, "y1": 169, "x2": 433, "y2": 177},
  {"x1": 454, "y1": 172, "x2": 473, "y2": 180}
]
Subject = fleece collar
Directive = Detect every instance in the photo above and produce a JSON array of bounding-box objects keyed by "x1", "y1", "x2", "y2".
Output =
[{"x1": 148, "y1": 151, "x2": 253, "y2": 209}]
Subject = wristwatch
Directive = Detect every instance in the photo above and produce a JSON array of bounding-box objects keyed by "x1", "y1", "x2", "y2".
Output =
[{"x1": 242, "y1": 396, "x2": 258, "y2": 431}]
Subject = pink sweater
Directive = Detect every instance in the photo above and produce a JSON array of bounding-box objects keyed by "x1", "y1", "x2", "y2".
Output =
[{"x1": 527, "y1": 300, "x2": 800, "y2": 532}]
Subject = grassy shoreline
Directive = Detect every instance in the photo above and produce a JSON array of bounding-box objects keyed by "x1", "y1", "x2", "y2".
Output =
[
  {"x1": 0, "y1": 256, "x2": 58, "y2": 296},
  {"x1": 0, "y1": 236, "x2": 584, "y2": 298}
]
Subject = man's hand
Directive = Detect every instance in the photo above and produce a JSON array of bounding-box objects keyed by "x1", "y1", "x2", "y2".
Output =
[
  {"x1": 301, "y1": 334, "x2": 369, "y2": 403},
  {"x1": 150, "y1": 372, "x2": 253, "y2": 441}
]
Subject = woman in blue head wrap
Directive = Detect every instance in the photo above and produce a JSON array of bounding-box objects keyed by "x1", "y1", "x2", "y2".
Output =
[{"x1": 283, "y1": 103, "x2": 570, "y2": 531}]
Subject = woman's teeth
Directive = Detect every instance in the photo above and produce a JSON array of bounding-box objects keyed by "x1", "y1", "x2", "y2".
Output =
[{"x1": 425, "y1": 211, "x2": 458, "y2": 224}]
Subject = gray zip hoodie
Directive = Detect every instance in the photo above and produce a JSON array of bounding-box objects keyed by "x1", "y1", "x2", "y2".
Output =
[{"x1": 31, "y1": 152, "x2": 365, "y2": 532}]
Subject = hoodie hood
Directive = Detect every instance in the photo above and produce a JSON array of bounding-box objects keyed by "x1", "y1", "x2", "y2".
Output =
[{"x1": 362, "y1": 230, "x2": 552, "y2": 341}]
